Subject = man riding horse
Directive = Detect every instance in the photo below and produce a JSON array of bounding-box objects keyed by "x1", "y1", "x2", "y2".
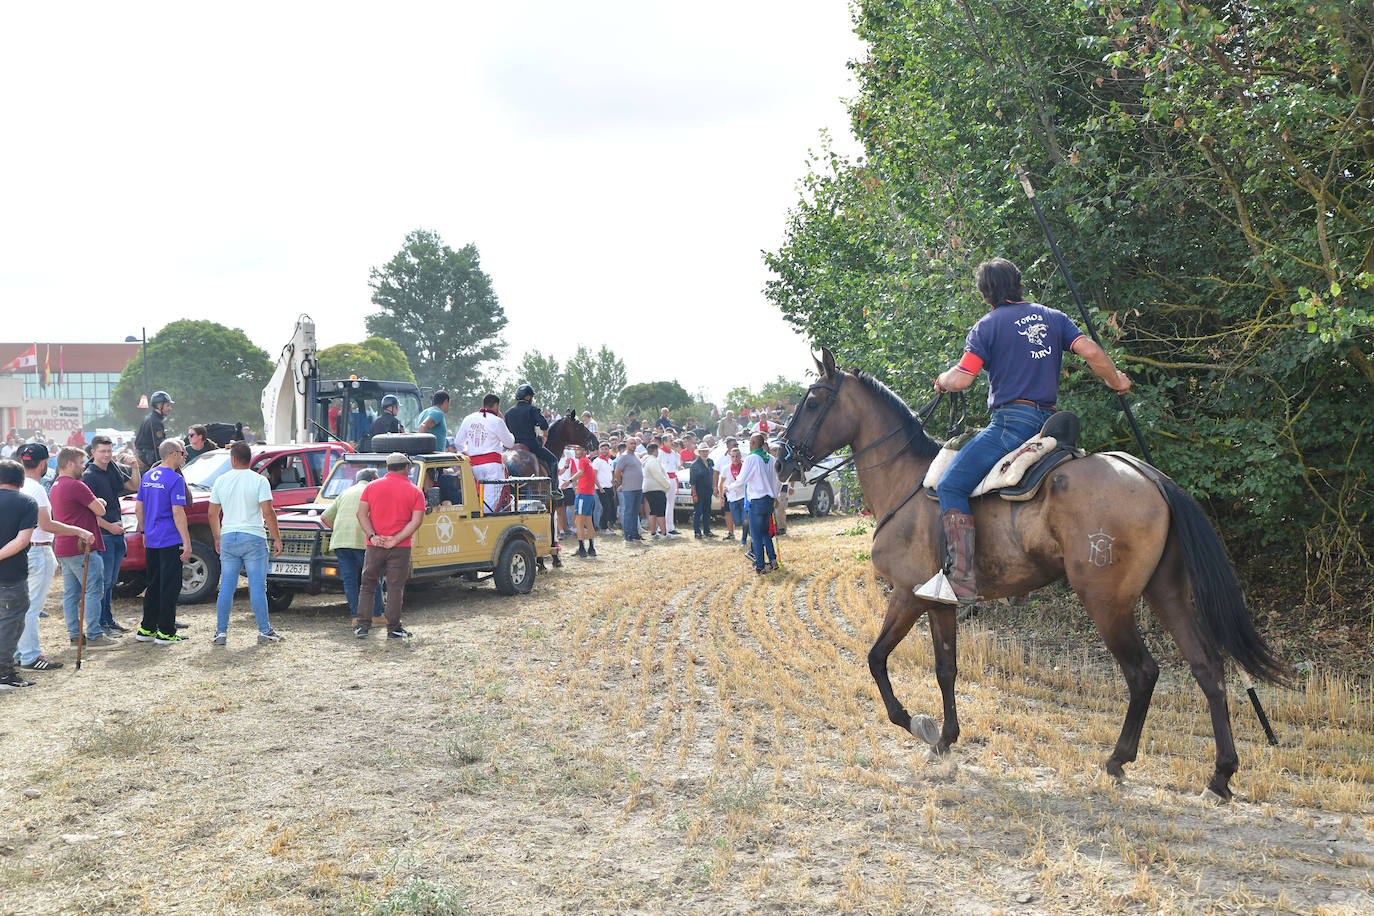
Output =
[
  {"x1": 930, "y1": 258, "x2": 1132, "y2": 604},
  {"x1": 504, "y1": 384, "x2": 560, "y2": 484}
]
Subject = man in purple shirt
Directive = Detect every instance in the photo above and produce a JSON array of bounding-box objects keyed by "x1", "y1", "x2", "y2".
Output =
[
  {"x1": 134, "y1": 438, "x2": 191, "y2": 644},
  {"x1": 930, "y1": 258, "x2": 1132, "y2": 604}
]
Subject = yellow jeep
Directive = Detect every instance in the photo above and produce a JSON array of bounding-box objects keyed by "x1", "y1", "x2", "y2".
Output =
[{"x1": 265, "y1": 447, "x2": 553, "y2": 608}]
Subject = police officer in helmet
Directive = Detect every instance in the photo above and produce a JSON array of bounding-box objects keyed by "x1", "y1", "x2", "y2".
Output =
[
  {"x1": 504, "y1": 384, "x2": 558, "y2": 482},
  {"x1": 135, "y1": 391, "x2": 173, "y2": 471}
]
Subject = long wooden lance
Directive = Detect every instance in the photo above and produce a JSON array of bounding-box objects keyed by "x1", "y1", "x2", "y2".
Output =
[{"x1": 1016, "y1": 166, "x2": 1278, "y2": 747}]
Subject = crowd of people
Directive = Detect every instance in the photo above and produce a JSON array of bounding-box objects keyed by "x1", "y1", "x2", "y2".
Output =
[{"x1": 0, "y1": 385, "x2": 801, "y2": 689}]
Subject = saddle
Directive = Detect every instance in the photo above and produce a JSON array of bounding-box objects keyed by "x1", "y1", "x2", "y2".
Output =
[{"x1": 922, "y1": 412, "x2": 1084, "y2": 502}]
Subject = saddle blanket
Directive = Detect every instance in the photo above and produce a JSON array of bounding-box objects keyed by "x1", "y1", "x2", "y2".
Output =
[{"x1": 922, "y1": 435, "x2": 1083, "y2": 501}]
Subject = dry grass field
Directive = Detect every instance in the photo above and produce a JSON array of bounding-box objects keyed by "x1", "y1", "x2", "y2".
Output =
[{"x1": 1, "y1": 513, "x2": 1371, "y2": 915}]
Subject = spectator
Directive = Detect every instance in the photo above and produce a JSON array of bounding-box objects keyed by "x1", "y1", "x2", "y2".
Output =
[
  {"x1": 581, "y1": 411, "x2": 597, "y2": 435},
  {"x1": 719, "y1": 445, "x2": 746, "y2": 545},
  {"x1": 654, "y1": 408, "x2": 673, "y2": 431},
  {"x1": 50, "y1": 446, "x2": 116, "y2": 650},
  {"x1": 455, "y1": 394, "x2": 514, "y2": 513},
  {"x1": 207, "y1": 441, "x2": 285, "y2": 645},
  {"x1": 613, "y1": 439, "x2": 644, "y2": 543},
  {"x1": 185, "y1": 425, "x2": 218, "y2": 461},
  {"x1": 320, "y1": 468, "x2": 382, "y2": 627},
  {"x1": 660, "y1": 437, "x2": 682, "y2": 536},
  {"x1": 568, "y1": 444, "x2": 598, "y2": 557},
  {"x1": 14, "y1": 444, "x2": 66, "y2": 671},
  {"x1": 355, "y1": 452, "x2": 426, "y2": 639},
  {"x1": 417, "y1": 390, "x2": 452, "y2": 452},
  {"x1": 641, "y1": 442, "x2": 670, "y2": 539},
  {"x1": 83, "y1": 435, "x2": 135, "y2": 636},
  {"x1": 689, "y1": 447, "x2": 714, "y2": 539},
  {"x1": 370, "y1": 395, "x2": 405, "y2": 439},
  {"x1": 134, "y1": 438, "x2": 191, "y2": 645},
  {"x1": 591, "y1": 443, "x2": 617, "y2": 532},
  {"x1": 0, "y1": 458, "x2": 38, "y2": 690},
  {"x1": 556, "y1": 448, "x2": 576, "y2": 538},
  {"x1": 733, "y1": 434, "x2": 780, "y2": 575}
]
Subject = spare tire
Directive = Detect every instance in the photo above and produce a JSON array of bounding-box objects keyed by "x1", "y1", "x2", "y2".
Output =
[{"x1": 370, "y1": 433, "x2": 439, "y2": 455}]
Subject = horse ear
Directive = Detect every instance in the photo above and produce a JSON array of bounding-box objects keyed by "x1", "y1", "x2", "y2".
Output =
[
  {"x1": 812, "y1": 351, "x2": 826, "y2": 376},
  {"x1": 820, "y1": 347, "x2": 838, "y2": 378}
]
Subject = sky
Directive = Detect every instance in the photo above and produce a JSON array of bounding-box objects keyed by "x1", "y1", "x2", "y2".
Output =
[{"x1": 1, "y1": 2, "x2": 865, "y2": 405}]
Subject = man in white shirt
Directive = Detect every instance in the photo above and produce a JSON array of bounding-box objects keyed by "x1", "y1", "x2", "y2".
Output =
[
  {"x1": 731, "y1": 434, "x2": 780, "y2": 573},
  {"x1": 590, "y1": 443, "x2": 617, "y2": 531},
  {"x1": 456, "y1": 394, "x2": 515, "y2": 513},
  {"x1": 580, "y1": 411, "x2": 598, "y2": 435},
  {"x1": 659, "y1": 437, "x2": 682, "y2": 535}
]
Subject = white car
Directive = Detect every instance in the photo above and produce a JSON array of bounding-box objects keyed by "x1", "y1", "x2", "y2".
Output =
[{"x1": 673, "y1": 441, "x2": 839, "y2": 516}]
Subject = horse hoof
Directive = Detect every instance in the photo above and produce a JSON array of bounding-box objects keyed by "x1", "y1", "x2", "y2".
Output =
[
  {"x1": 910, "y1": 715, "x2": 940, "y2": 747},
  {"x1": 1199, "y1": 787, "x2": 1229, "y2": 806}
]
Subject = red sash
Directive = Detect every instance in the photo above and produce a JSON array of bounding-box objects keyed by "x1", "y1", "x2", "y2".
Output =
[{"x1": 470, "y1": 452, "x2": 503, "y2": 466}]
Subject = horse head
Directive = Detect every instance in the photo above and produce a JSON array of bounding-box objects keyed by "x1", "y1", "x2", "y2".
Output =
[
  {"x1": 778, "y1": 347, "x2": 859, "y2": 480},
  {"x1": 548, "y1": 411, "x2": 598, "y2": 454}
]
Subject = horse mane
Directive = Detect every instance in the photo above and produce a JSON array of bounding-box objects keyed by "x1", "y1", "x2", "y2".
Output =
[{"x1": 847, "y1": 369, "x2": 943, "y2": 459}]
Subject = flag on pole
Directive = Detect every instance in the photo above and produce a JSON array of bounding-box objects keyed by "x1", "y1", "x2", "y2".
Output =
[
  {"x1": 2, "y1": 345, "x2": 36, "y2": 372},
  {"x1": 40, "y1": 345, "x2": 50, "y2": 388},
  {"x1": 58, "y1": 345, "x2": 64, "y2": 385}
]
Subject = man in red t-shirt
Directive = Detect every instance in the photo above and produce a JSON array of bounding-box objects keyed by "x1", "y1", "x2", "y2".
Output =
[
  {"x1": 49, "y1": 447, "x2": 116, "y2": 647},
  {"x1": 568, "y1": 444, "x2": 598, "y2": 558},
  {"x1": 355, "y1": 453, "x2": 426, "y2": 638}
]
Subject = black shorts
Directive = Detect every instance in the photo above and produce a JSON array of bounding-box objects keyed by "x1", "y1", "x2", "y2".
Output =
[
  {"x1": 562, "y1": 486, "x2": 577, "y2": 506},
  {"x1": 644, "y1": 491, "x2": 667, "y2": 516}
]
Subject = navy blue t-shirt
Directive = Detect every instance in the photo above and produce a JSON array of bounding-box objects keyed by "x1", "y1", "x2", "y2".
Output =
[
  {"x1": 963, "y1": 302, "x2": 1085, "y2": 409},
  {"x1": 0, "y1": 488, "x2": 38, "y2": 585}
]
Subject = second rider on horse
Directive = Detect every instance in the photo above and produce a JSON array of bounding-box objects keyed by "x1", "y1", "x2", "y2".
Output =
[{"x1": 931, "y1": 258, "x2": 1132, "y2": 604}]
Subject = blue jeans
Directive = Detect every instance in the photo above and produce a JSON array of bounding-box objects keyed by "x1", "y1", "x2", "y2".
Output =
[
  {"x1": 0, "y1": 581, "x2": 28, "y2": 680},
  {"x1": 729, "y1": 498, "x2": 746, "y2": 542},
  {"x1": 937, "y1": 404, "x2": 1055, "y2": 514},
  {"x1": 692, "y1": 497, "x2": 712, "y2": 535},
  {"x1": 96, "y1": 534, "x2": 126, "y2": 629},
  {"x1": 335, "y1": 547, "x2": 383, "y2": 618},
  {"x1": 747, "y1": 497, "x2": 777, "y2": 570},
  {"x1": 215, "y1": 532, "x2": 271, "y2": 634},
  {"x1": 57, "y1": 552, "x2": 106, "y2": 640},
  {"x1": 16, "y1": 544, "x2": 56, "y2": 665},
  {"x1": 620, "y1": 490, "x2": 642, "y2": 540}
]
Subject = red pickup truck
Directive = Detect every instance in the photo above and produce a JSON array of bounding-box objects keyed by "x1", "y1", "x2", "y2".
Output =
[{"x1": 118, "y1": 442, "x2": 351, "y2": 604}]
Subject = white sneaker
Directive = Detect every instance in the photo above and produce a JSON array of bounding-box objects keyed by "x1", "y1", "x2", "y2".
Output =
[
  {"x1": 212, "y1": 633, "x2": 227, "y2": 646},
  {"x1": 257, "y1": 629, "x2": 284, "y2": 644}
]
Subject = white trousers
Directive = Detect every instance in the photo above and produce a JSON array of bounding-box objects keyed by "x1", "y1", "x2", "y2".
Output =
[
  {"x1": 664, "y1": 477, "x2": 678, "y2": 531},
  {"x1": 471, "y1": 459, "x2": 505, "y2": 512}
]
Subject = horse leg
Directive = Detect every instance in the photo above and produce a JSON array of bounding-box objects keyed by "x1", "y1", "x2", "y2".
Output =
[
  {"x1": 866, "y1": 588, "x2": 924, "y2": 737},
  {"x1": 1080, "y1": 595, "x2": 1160, "y2": 783},
  {"x1": 926, "y1": 605, "x2": 961, "y2": 753},
  {"x1": 1143, "y1": 544, "x2": 1238, "y2": 800}
]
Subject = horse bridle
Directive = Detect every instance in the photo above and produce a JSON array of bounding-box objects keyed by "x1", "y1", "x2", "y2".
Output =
[{"x1": 780, "y1": 373, "x2": 965, "y2": 485}]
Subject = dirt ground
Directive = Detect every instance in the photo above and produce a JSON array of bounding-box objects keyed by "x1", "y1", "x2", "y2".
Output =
[{"x1": 1, "y1": 513, "x2": 1371, "y2": 915}]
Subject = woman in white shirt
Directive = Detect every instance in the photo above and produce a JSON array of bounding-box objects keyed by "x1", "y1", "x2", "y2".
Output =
[
  {"x1": 732, "y1": 433, "x2": 780, "y2": 573},
  {"x1": 716, "y1": 446, "x2": 746, "y2": 544},
  {"x1": 640, "y1": 443, "x2": 671, "y2": 538}
]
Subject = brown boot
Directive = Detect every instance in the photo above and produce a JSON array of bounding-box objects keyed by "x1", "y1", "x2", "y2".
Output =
[{"x1": 942, "y1": 509, "x2": 979, "y2": 604}]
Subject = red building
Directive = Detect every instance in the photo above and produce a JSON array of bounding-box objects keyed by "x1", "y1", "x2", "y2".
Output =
[{"x1": 0, "y1": 342, "x2": 142, "y2": 429}]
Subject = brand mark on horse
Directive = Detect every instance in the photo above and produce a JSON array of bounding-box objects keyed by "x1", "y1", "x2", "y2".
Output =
[{"x1": 1087, "y1": 528, "x2": 1116, "y2": 566}]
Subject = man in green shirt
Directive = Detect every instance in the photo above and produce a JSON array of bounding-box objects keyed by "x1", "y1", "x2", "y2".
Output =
[
  {"x1": 321, "y1": 467, "x2": 381, "y2": 624},
  {"x1": 416, "y1": 391, "x2": 451, "y2": 452}
]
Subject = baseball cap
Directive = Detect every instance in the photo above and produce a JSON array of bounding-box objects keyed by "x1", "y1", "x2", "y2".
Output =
[
  {"x1": 17, "y1": 442, "x2": 49, "y2": 462},
  {"x1": 386, "y1": 452, "x2": 410, "y2": 468}
]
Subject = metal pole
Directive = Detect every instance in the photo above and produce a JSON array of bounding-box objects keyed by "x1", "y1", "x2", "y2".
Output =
[
  {"x1": 1017, "y1": 166, "x2": 1278, "y2": 747},
  {"x1": 141, "y1": 327, "x2": 148, "y2": 404},
  {"x1": 1016, "y1": 168, "x2": 1154, "y2": 466}
]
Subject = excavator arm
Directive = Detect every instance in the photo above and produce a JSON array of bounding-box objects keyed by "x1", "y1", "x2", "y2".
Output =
[{"x1": 260, "y1": 315, "x2": 318, "y2": 445}]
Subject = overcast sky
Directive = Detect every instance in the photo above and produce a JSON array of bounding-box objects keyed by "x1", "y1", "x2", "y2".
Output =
[{"x1": 1, "y1": 2, "x2": 864, "y2": 404}]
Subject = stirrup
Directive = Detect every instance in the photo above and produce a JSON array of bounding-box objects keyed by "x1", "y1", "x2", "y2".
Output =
[{"x1": 914, "y1": 571, "x2": 978, "y2": 606}]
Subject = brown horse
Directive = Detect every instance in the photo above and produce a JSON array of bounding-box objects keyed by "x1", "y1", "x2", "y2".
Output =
[{"x1": 777, "y1": 348, "x2": 1287, "y2": 800}]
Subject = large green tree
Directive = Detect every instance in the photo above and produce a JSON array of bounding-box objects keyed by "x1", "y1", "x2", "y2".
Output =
[
  {"x1": 316, "y1": 337, "x2": 416, "y2": 384},
  {"x1": 766, "y1": 0, "x2": 1373, "y2": 596},
  {"x1": 109, "y1": 320, "x2": 273, "y2": 428},
  {"x1": 365, "y1": 229, "x2": 508, "y2": 399},
  {"x1": 620, "y1": 381, "x2": 692, "y2": 417}
]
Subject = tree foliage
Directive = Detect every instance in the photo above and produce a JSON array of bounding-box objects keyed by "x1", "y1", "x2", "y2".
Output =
[
  {"x1": 366, "y1": 229, "x2": 508, "y2": 400},
  {"x1": 620, "y1": 381, "x2": 693, "y2": 417},
  {"x1": 511, "y1": 345, "x2": 628, "y2": 421},
  {"x1": 765, "y1": 0, "x2": 1373, "y2": 599},
  {"x1": 724, "y1": 376, "x2": 807, "y2": 413},
  {"x1": 109, "y1": 320, "x2": 273, "y2": 429},
  {"x1": 316, "y1": 337, "x2": 416, "y2": 384}
]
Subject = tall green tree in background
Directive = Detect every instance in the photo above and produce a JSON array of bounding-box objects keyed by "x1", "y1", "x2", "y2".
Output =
[
  {"x1": 109, "y1": 320, "x2": 272, "y2": 428},
  {"x1": 620, "y1": 381, "x2": 693, "y2": 417},
  {"x1": 366, "y1": 229, "x2": 507, "y2": 399},
  {"x1": 766, "y1": 0, "x2": 1372, "y2": 600},
  {"x1": 316, "y1": 337, "x2": 416, "y2": 384}
]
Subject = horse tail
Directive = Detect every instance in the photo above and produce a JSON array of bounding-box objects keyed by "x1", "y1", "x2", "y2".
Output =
[{"x1": 1158, "y1": 474, "x2": 1290, "y2": 686}]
